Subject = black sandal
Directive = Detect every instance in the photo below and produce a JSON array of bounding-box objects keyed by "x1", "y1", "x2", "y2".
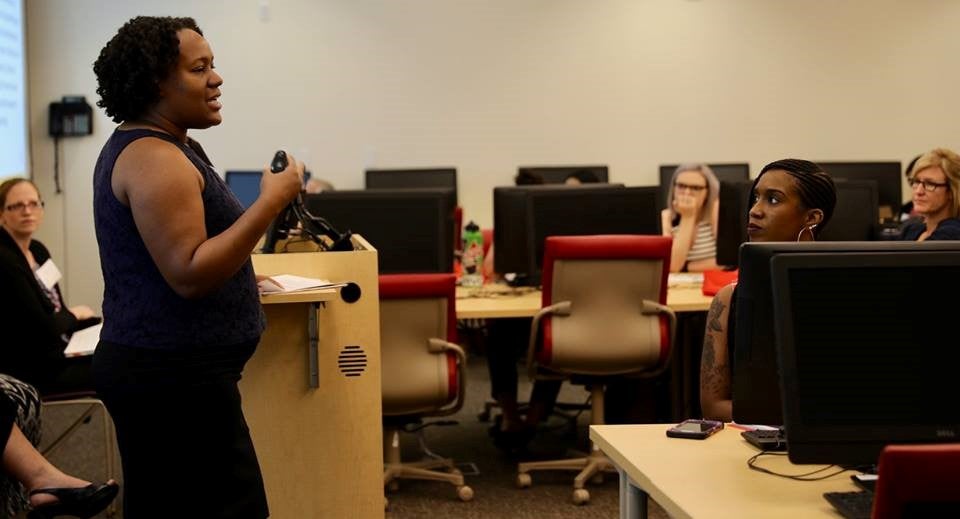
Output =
[{"x1": 27, "y1": 482, "x2": 120, "y2": 519}]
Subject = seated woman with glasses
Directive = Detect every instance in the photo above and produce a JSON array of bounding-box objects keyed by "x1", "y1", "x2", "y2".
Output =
[
  {"x1": 0, "y1": 179, "x2": 99, "y2": 396},
  {"x1": 660, "y1": 164, "x2": 720, "y2": 272},
  {"x1": 899, "y1": 148, "x2": 960, "y2": 241}
]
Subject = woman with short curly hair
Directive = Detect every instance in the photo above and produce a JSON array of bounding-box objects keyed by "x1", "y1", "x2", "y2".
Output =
[{"x1": 92, "y1": 16, "x2": 303, "y2": 518}]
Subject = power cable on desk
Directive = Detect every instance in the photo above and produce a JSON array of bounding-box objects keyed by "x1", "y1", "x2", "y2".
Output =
[{"x1": 747, "y1": 451, "x2": 851, "y2": 481}]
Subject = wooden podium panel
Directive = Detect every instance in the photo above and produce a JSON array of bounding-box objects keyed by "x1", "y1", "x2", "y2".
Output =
[{"x1": 244, "y1": 235, "x2": 383, "y2": 519}]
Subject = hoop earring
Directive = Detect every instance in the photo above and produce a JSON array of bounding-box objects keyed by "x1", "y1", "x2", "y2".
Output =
[{"x1": 796, "y1": 225, "x2": 817, "y2": 242}]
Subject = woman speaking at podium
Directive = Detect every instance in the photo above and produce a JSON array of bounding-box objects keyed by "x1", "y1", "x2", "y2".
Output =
[{"x1": 92, "y1": 16, "x2": 303, "y2": 518}]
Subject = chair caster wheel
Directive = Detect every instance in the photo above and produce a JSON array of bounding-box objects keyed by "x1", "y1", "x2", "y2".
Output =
[
  {"x1": 517, "y1": 473, "x2": 532, "y2": 488},
  {"x1": 457, "y1": 485, "x2": 474, "y2": 501},
  {"x1": 573, "y1": 488, "x2": 590, "y2": 505}
]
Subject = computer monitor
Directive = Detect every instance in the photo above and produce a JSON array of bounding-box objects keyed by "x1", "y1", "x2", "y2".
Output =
[
  {"x1": 732, "y1": 241, "x2": 960, "y2": 427},
  {"x1": 817, "y1": 161, "x2": 902, "y2": 223},
  {"x1": 658, "y1": 163, "x2": 750, "y2": 191},
  {"x1": 364, "y1": 168, "x2": 458, "y2": 203},
  {"x1": 224, "y1": 170, "x2": 262, "y2": 210},
  {"x1": 302, "y1": 188, "x2": 455, "y2": 274},
  {"x1": 517, "y1": 165, "x2": 609, "y2": 184},
  {"x1": 817, "y1": 179, "x2": 879, "y2": 241},
  {"x1": 493, "y1": 184, "x2": 658, "y2": 285},
  {"x1": 770, "y1": 249, "x2": 960, "y2": 466},
  {"x1": 714, "y1": 180, "x2": 753, "y2": 267}
]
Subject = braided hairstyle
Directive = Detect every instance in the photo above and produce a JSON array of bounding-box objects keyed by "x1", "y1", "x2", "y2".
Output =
[
  {"x1": 93, "y1": 16, "x2": 203, "y2": 123},
  {"x1": 754, "y1": 159, "x2": 837, "y2": 237}
]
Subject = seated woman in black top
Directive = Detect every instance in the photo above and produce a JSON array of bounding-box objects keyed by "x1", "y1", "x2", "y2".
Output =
[
  {"x1": 899, "y1": 148, "x2": 960, "y2": 241},
  {"x1": 700, "y1": 159, "x2": 837, "y2": 421},
  {"x1": 0, "y1": 179, "x2": 98, "y2": 395}
]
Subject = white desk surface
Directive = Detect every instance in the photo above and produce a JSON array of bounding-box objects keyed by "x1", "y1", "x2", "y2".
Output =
[{"x1": 590, "y1": 424, "x2": 857, "y2": 519}]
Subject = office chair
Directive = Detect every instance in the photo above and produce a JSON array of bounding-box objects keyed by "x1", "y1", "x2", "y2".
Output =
[
  {"x1": 871, "y1": 444, "x2": 960, "y2": 518},
  {"x1": 40, "y1": 391, "x2": 120, "y2": 517},
  {"x1": 516, "y1": 235, "x2": 676, "y2": 505},
  {"x1": 379, "y1": 273, "x2": 474, "y2": 504}
]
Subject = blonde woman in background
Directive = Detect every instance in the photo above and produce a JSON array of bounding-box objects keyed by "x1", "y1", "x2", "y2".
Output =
[
  {"x1": 899, "y1": 148, "x2": 960, "y2": 241},
  {"x1": 661, "y1": 164, "x2": 720, "y2": 272}
]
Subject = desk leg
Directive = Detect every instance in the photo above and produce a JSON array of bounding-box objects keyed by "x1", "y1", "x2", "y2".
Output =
[{"x1": 618, "y1": 467, "x2": 647, "y2": 519}]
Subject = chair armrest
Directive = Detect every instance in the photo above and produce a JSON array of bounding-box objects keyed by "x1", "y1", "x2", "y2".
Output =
[
  {"x1": 525, "y1": 301, "x2": 572, "y2": 381},
  {"x1": 427, "y1": 338, "x2": 468, "y2": 417},
  {"x1": 638, "y1": 299, "x2": 678, "y2": 379}
]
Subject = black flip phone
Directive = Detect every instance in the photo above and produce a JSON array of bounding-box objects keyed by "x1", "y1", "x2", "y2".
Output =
[{"x1": 666, "y1": 419, "x2": 724, "y2": 440}]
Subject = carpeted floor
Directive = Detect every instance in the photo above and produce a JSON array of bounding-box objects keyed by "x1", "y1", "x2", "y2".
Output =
[{"x1": 384, "y1": 352, "x2": 670, "y2": 519}]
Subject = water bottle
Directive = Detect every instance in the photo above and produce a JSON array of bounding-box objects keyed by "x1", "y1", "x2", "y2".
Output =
[{"x1": 461, "y1": 221, "x2": 484, "y2": 287}]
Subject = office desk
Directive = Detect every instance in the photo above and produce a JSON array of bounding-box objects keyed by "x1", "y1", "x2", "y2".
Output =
[
  {"x1": 455, "y1": 283, "x2": 712, "y2": 319},
  {"x1": 590, "y1": 424, "x2": 857, "y2": 519}
]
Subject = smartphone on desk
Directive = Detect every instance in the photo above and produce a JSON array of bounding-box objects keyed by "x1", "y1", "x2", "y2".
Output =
[{"x1": 666, "y1": 419, "x2": 724, "y2": 440}]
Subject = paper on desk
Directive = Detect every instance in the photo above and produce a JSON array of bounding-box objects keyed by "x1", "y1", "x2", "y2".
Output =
[
  {"x1": 65, "y1": 323, "x2": 101, "y2": 357},
  {"x1": 258, "y1": 274, "x2": 345, "y2": 294},
  {"x1": 668, "y1": 272, "x2": 704, "y2": 287}
]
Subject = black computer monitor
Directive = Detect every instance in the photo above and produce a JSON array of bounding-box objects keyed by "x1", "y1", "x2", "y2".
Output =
[
  {"x1": 658, "y1": 163, "x2": 749, "y2": 214},
  {"x1": 224, "y1": 170, "x2": 262, "y2": 210},
  {"x1": 817, "y1": 161, "x2": 902, "y2": 223},
  {"x1": 818, "y1": 179, "x2": 879, "y2": 241},
  {"x1": 493, "y1": 184, "x2": 658, "y2": 285},
  {"x1": 714, "y1": 180, "x2": 753, "y2": 267},
  {"x1": 732, "y1": 241, "x2": 960, "y2": 427},
  {"x1": 302, "y1": 188, "x2": 455, "y2": 274},
  {"x1": 364, "y1": 168, "x2": 458, "y2": 204},
  {"x1": 770, "y1": 249, "x2": 960, "y2": 466},
  {"x1": 517, "y1": 165, "x2": 609, "y2": 184}
]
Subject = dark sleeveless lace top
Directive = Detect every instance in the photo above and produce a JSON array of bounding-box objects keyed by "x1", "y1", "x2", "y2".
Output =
[{"x1": 93, "y1": 128, "x2": 265, "y2": 349}]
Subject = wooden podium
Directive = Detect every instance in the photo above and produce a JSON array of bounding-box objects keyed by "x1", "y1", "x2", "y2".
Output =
[{"x1": 242, "y1": 235, "x2": 383, "y2": 518}]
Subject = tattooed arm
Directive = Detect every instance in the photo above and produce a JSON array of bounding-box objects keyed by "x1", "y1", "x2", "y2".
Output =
[{"x1": 700, "y1": 283, "x2": 734, "y2": 421}]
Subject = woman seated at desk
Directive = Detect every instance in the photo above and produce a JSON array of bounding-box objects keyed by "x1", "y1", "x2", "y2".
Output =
[
  {"x1": 699, "y1": 159, "x2": 837, "y2": 421},
  {"x1": 0, "y1": 179, "x2": 98, "y2": 396}
]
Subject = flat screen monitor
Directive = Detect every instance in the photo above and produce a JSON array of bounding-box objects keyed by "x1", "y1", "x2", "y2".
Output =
[
  {"x1": 517, "y1": 165, "x2": 609, "y2": 184},
  {"x1": 714, "y1": 180, "x2": 753, "y2": 267},
  {"x1": 224, "y1": 170, "x2": 262, "y2": 210},
  {"x1": 364, "y1": 168, "x2": 457, "y2": 203},
  {"x1": 658, "y1": 163, "x2": 750, "y2": 213},
  {"x1": 818, "y1": 179, "x2": 879, "y2": 241},
  {"x1": 817, "y1": 161, "x2": 901, "y2": 222},
  {"x1": 732, "y1": 241, "x2": 960, "y2": 427},
  {"x1": 770, "y1": 249, "x2": 960, "y2": 466},
  {"x1": 303, "y1": 188, "x2": 455, "y2": 274},
  {"x1": 493, "y1": 184, "x2": 658, "y2": 285}
]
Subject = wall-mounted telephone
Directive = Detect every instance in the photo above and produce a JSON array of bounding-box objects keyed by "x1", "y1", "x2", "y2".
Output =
[{"x1": 49, "y1": 96, "x2": 93, "y2": 137}]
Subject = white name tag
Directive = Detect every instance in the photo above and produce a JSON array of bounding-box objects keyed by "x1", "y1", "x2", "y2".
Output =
[{"x1": 35, "y1": 259, "x2": 63, "y2": 291}]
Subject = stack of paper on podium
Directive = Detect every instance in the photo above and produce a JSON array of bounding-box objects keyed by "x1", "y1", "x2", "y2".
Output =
[
  {"x1": 257, "y1": 274, "x2": 346, "y2": 294},
  {"x1": 65, "y1": 323, "x2": 101, "y2": 357}
]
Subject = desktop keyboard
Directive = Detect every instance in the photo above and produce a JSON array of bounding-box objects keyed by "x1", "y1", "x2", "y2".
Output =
[
  {"x1": 823, "y1": 490, "x2": 874, "y2": 519},
  {"x1": 740, "y1": 429, "x2": 787, "y2": 451}
]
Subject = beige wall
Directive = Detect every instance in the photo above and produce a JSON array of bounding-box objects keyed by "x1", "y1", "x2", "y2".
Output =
[{"x1": 26, "y1": 0, "x2": 960, "y2": 311}]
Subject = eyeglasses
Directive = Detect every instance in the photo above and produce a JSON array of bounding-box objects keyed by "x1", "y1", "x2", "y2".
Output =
[
  {"x1": 4, "y1": 200, "x2": 44, "y2": 212},
  {"x1": 908, "y1": 178, "x2": 948, "y2": 192},
  {"x1": 675, "y1": 182, "x2": 707, "y2": 193}
]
